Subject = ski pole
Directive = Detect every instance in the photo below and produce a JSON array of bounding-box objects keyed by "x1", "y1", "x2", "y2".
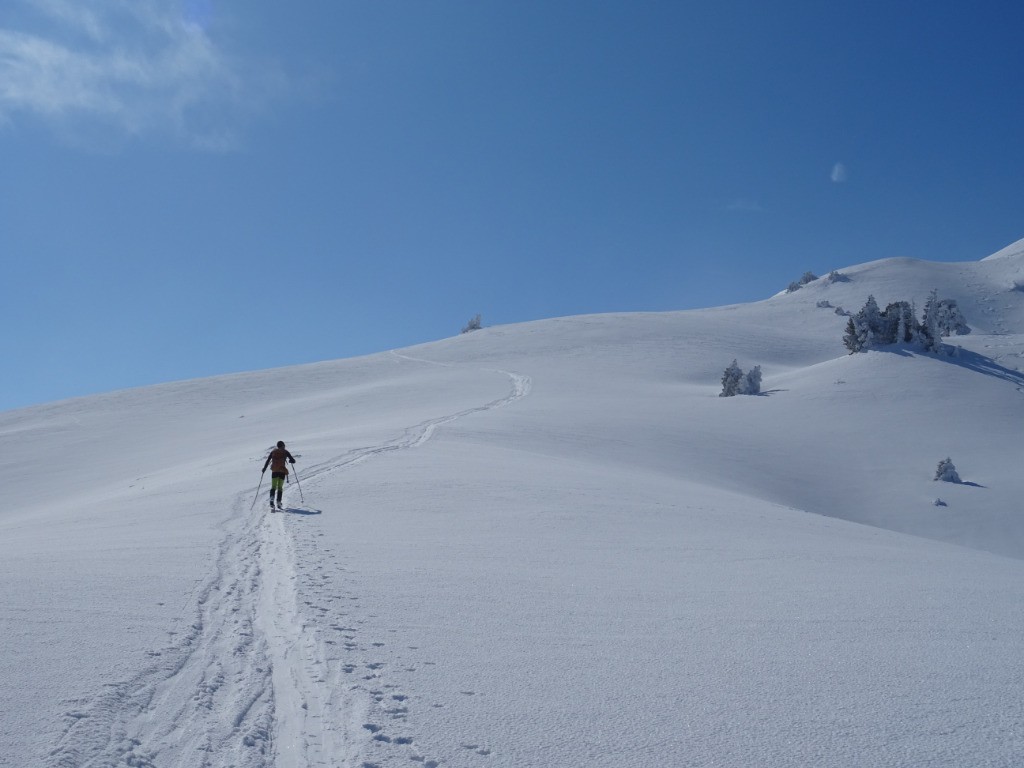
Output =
[
  {"x1": 250, "y1": 469, "x2": 266, "y2": 510},
  {"x1": 291, "y1": 463, "x2": 305, "y2": 503}
]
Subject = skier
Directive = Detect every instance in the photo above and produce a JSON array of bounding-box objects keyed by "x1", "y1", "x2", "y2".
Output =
[{"x1": 262, "y1": 441, "x2": 296, "y2": 510}]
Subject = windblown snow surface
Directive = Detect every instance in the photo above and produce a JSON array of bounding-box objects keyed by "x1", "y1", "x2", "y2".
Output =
[{"x1": 3, "y1": 239, "x2": 1024, "y2": 767}]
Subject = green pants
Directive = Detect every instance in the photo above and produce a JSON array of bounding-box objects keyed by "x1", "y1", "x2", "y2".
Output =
[{"x1": 270, "y1": 472, "x2": 286, "y2": 505}]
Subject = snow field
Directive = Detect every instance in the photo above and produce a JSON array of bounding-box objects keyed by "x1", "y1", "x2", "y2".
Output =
[
  {"x1": 279, "y1": 426, "x2": 1024, "y2": 767},
  {"x1": 3, "y1": 239, "x2": 1024, "y2": 766}
]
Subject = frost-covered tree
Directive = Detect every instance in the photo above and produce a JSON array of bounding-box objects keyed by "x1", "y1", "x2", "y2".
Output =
[
  {"x1": 738, "y1": 365, "x2": 762, "y2": 395},
  {"x1": 933, "y1": 298, "x2": 970, "y2": 336},
  {"x1": 720, "y1": 361, "x2": 762, "y2": 396},
  {"x1": 720, "y1": 359, "x2": 744, "y2": 397},
  {"x1": 880, "y1": 301, "x2": 918, "y2": 344},
  {"x1": 843, "y1": 317, "x2": 865, "y2": 353},
  {"x1": 843, "y1": 295, "x2": 882, "y2": 353},
  {"x1": 843, "y1": 292, "x2": 965, "y2": 354},
  {"x1": 934, "y1": 458, "x2": 961, "y2": 483},
  {"x1": 461, "y1": 314, "x2": 483, "y2": 334},
  {"x1": 919, "y1": 290, "x2": 943, "y2": 353},
  {"x1": 859, "y1": 295, "x2": 882, "y2": 333}
]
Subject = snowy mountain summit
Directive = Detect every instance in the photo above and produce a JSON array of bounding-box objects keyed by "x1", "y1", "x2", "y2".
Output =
[{"x1": 4, "y1": 238, "x2": 1024, "y2": 767}]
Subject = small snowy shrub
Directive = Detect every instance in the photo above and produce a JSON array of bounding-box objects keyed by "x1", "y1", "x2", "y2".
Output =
[
  {"x1": 827, "y1": 270, "x2": 851, "y2": 283},
  {"x1": 461, "y1": 314, "x2": 482, "y2": 334},
  {"x1": 785, "y1": 271, "x2": 819, "y2": 293},
  {"x1": 934, "y1": 458, "x2": 961, "y2": 483},
  {"x1": 817, "y1": 300, "x2": 833, "y2": 308}
]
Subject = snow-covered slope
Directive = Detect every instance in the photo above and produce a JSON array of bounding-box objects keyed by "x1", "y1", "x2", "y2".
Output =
[{"x1": 3, "y1": 240, "x2": 1024, "y2": 767}]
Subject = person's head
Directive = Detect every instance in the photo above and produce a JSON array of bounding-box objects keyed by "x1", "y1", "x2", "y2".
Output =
[{"x1": 277, "y1": 441, "x2": 285, "y2": 449}]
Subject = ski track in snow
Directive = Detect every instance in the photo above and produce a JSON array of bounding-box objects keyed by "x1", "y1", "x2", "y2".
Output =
[
  {"x1": 45, "y1": 357, "x2": 531, "y2": 768},
  {"x1": 47, "y1": 497, "x2": 275, "y2": 768},
  {"x1": 296, "y1": 353, "x2": 530, "y2": 483}
]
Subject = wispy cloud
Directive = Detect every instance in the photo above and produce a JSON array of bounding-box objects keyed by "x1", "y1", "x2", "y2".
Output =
[
  {"x1": 831, "y1": 162, "x2": 848, "y2": 183},
  {"x1": 0, "y1": 0, "x2": 281, "y2": 149}
]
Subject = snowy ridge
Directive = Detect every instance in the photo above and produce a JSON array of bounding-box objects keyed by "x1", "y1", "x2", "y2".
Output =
[{"x1": 981, "y1": 235, "x2": 1024, "y2": 262}]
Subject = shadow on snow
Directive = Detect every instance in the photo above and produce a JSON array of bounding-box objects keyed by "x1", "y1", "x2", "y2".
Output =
[{"x1": 878, "y1": 346, "x2": 1024, "y2": 388}]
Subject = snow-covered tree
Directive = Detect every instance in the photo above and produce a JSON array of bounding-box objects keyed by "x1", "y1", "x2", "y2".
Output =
[
  {"x1": 844, "y1": 292, "x2": 965, "y2": 354},
  {"x1": 720, "y1": 360, "x2": 744, "y2": 397},
  {"x1": 461, "y1": 314, "x2": 482, "y2": 334},
  {"x1": 720, "y1": 361, "x2": 762, "y2": 396},
  {"x1": 843, "y1": 317, "x2": 865, "y2": 353},
  {"x1": 843, "y1": 295, "x2": 882, "y2": 353},
  {"x1": 880, "y1": 301, "x2": 918, "y2": 344},
  {"x1": 933, "y1": 298, "x2": 970, "y2": 336},
  {"x1": 860, "y1": 295, "x2": 882, "y2": 333},
  {"x1": 919, "y1": 290, "x2": 943, "y2": 353},
  {"x1": 934, "y1": 458, "x2": 961, "y2": 483},
  {"x1": 738, "y1": 365, "x2": 762, "y2": 395}
]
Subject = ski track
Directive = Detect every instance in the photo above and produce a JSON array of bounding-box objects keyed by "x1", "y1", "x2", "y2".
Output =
[
  {"x1": 45, "y1": 358, "x2": 531, "y2": 767},
  {"x1": 295, "y1": 353, "x2": 530, "y2": 483}
]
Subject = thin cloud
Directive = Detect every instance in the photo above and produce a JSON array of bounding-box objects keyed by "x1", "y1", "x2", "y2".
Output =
[
  {"x1": 0, "y1": 0, "x2": 282, "y2": 149},
  {"x1": 831, "y1": 162, "x2": 848, "y2": 183}
]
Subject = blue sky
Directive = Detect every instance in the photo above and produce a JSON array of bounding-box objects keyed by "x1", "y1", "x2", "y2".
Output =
[{"x1": 2, "y1": 0, "x2": 1022, "y2": 411}]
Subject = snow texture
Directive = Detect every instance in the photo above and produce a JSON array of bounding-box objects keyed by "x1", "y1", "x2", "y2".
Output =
[{"x1": 4, "y1": 239, "x2": 1024, "y2": 767}]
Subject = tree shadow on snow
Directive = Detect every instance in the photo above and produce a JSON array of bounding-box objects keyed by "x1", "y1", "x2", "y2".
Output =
[
  {"x1": 880, "y1": 346, "x2": 1024, "y2": 387},
  {"x1": 942, "y1": 348, "x2": 1024, "y2": 387}
]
